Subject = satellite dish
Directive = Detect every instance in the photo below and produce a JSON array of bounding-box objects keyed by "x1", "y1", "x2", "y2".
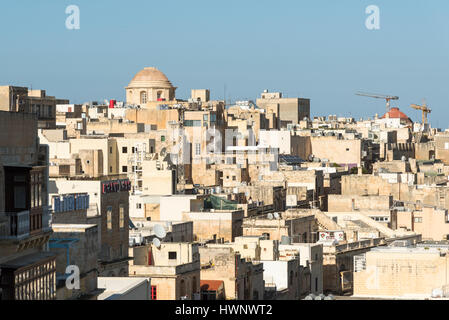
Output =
[
  {"x1": 267, "y1": 213, "x2": 274, "y2": 220},
  {"x1": 152, "y1": 238, "x2": 161, "y2": 248},
  {"x1": 273, "y1": 212, "x2": 280, "y2": 219},
  {"x1": 154, "y1": 224, "x2": 167, "y2": 239},
  {"x1": 305, "y1": 294, "x2": 316, "y2": 300}
]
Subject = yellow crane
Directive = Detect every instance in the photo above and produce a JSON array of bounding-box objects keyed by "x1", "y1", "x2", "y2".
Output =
[{"x1": 410, "y1": 101, "x2": 431, "y2": 124}]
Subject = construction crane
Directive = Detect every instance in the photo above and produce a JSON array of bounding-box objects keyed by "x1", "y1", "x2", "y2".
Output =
[
  {"x1": 355, "y1": 92, "x2": 399, "y2": 114},
  {"x1": 410, "y1": 100, "x2": 431, "y2": 125}
]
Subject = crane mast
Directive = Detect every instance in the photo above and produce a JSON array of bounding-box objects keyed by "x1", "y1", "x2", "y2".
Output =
[{"x1": 410, "y1": 101, "x2": 431, "y2": 125}]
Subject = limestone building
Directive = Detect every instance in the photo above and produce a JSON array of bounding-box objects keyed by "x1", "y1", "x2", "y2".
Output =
[
  {"x1": 256, "y1": 90, "x2": 310, "y2": 128},
  {"x1": 0, "y1": 86, "x2": 69, "y2": 129},
  {"x1": 129, "y1": 242, "x2": 200, "y2": 300},
  {"x1": 0, "y1": 111, "x2": 55, "y2": 300},
  {"x1": 125, "y1": 67, "x2": 176, "y2": 106},
  {"x1": 353, "y1": 243, "x2": 449, "y2": 299}
]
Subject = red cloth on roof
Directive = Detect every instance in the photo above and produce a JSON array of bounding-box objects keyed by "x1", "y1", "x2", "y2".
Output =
[
  {"x1": 381, "y1": 107, "x2": 410, "y2": 120},
  {"x1": 200, "y1": 280, "x2": 223, "y2": 292}
]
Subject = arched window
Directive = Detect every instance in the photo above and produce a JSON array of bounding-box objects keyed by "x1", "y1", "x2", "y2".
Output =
[
  {"x1": 192, "y1": 277, "x2": 197, "y2": 294},
  {"x1": 253, "y1": 290, "x2": 259, "y2": 300},
  {"x1": 140, "y1": 91, "x2": 147, "y2": 104},
  {"x1": 180, "y1": 279, "x2": 186, "y2": 298},
  {"x1": 157, "y1": 91, "x2": 163, "y2": 100}
]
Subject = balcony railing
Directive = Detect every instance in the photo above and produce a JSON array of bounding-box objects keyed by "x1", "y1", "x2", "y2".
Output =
[{"x1": 0, "y1": 211, "x2": 30, "y2": 240}]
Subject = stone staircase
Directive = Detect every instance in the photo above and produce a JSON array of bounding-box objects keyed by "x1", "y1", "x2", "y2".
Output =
[{"x1": 314, "y1": 210, "x2": 341, "y2": 231}]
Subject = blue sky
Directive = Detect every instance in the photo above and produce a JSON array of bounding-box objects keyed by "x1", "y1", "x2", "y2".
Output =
[{"x1": 1, "y1": 0, "x2": 448, "y2": 127}]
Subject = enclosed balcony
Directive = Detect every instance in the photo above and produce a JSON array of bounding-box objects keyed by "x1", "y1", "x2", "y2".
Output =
[
  {"x1": 0, "y1": 211, "x2": 30, "y2": 240},
  {"x1": 1, "y1": 165, "x2": 51, "y2": 242}
]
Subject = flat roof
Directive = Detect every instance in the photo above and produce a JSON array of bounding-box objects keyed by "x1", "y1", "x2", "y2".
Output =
[
  {"x1": 371, "y1": 246, "x2": 447, "y2": 254},
  {"x1": 52, "y1": 223, "x2": 97, "y2": 230},
  {"x1": 0, "y1": 252, "x2": 56, "y2": 269}
]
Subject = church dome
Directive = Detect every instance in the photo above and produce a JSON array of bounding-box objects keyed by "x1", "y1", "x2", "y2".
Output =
[
  {"x1": 127, "y1": 67, "x2": 174, "y2": 89},
  {"x1": 381, "y1": 107, "x2": 412, "y2": 122}
]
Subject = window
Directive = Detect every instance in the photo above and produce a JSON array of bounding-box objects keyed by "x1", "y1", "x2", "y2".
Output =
[
  {"x1": 119, "y1": 205, "x2": 125, "y2": 229},
  {"x1": 140, "y1": 91, "x2": 147, "y2": 104},
  {"x1": 161, "y1": 136, "x2": 165, "y2": 142},
  {"x1": 414, "y1": 217, "x2": 423, "y2": 223},
  {"x1": 195, "y1": 143, "x2": 201, "y2": 156},
  {"x1": 38, "y1": 173, "x2": 42, "y2": 206},
  {"x1": 203, "y1": 114, "x2": 209, "y2": 122},
  {"x1": 107, "y1": 207, "x2": 112, "y2": 230},
  {"x1": 109, "y1": 147, "x2": 112, "y2": 154},
  {"x1": 122, "y1": 166, "x2": 128, "y2": 173},
  {"x1": 15, "y1": 185, "x2": 26, "y2": 209},
  {"x1": 184, "y1": 120, "x2": 202, "y2": 127},
  {"x1": 346, "y1": 148, "x2": 350, "y2": 151},
  {"x1": 168, "y1": 252, "x2": 177, "y2": 260},
  {"x1": 122, "y1": 147, "x2": 128, "y2": 153},
  {"x1": 243, "y1": 244, "x2": 248, "y2": 249},
  {"x1": 232, "y1": 176, "x2": 236, "y2": 181},
  {"x1": 109, "y1": 166, "x2": 112, "y2": 173},
  {"x1": 151, "y1": 286, "x2": 157, "y2": 300},
  {"x1": 136, "y1": 203, "x2": 142, "y2": 209},
  {"x1": 30, "y1": 177, "x2": 35, "y2": 208},
  {"x1": 29, "y1": 172, "x2": 43, "y2": 209}
]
